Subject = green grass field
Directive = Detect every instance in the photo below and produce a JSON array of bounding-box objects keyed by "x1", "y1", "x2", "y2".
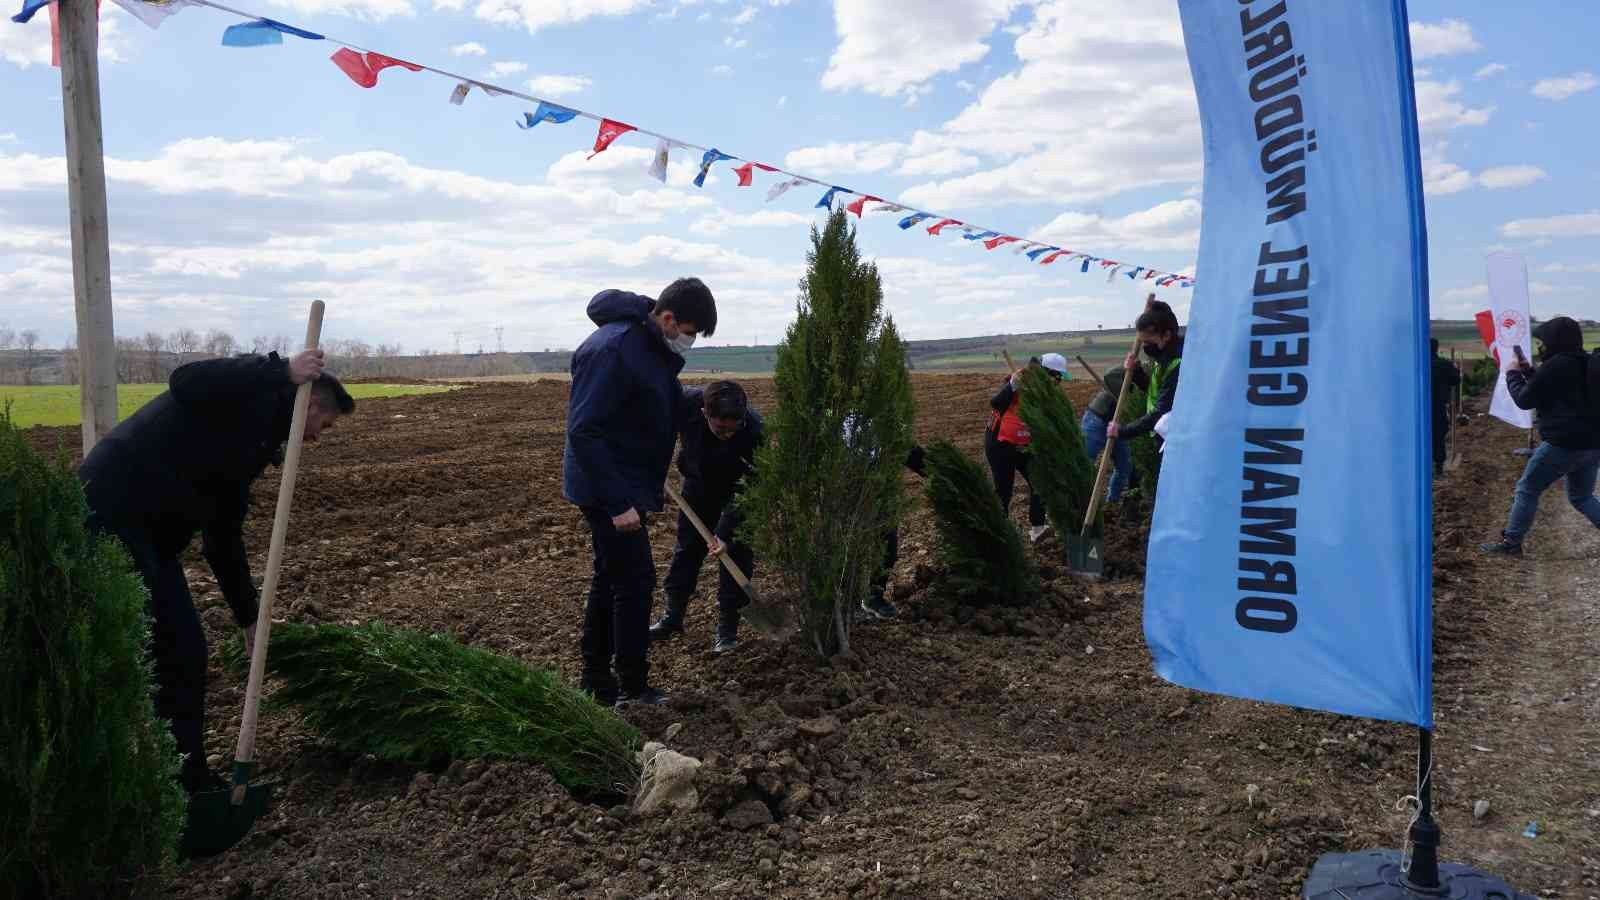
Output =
[{"x1": 0, "y1": 383, "x2": 454, "y2": 429}]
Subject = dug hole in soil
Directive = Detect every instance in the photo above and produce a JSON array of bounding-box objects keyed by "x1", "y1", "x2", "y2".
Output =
[{"x1": 25, "y1": 375, "x2": 1596, "y2": 898}]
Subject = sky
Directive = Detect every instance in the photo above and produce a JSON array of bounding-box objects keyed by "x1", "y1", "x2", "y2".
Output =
[{"x1": 2, "y1": 0, "x2": 1596, "y2": 353}]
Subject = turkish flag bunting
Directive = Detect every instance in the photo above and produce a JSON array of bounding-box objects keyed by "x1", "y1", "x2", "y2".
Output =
[{"x1": 589, "y1": 118, "x2": 636, "y2": 159}]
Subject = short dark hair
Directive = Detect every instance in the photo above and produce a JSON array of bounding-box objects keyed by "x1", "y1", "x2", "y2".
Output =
[
  {"x1": 657, "y1": 277, "x2": 718, "y2": 337},
  {"x1": 703, "y1": 380, "x2": 747, "y2": 419},
  {"x1": 1430, "y1": 337, "x2": 1440, "y2": 354},
  {"x1": 1136, "y1": 301, "x2": 1180, "y2": 336},
  {"x1": 312, "y1": 375, "x2": 355, "y2": 415}
]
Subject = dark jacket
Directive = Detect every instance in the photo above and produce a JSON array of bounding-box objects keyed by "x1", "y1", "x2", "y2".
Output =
[
  {"x1": 1431, "y1": 354, "x2": 1461, "y2": 414},
  {"x1": 1087, "y1": 367, "x2": 1127, "y2": 420},
  {"x1": 1506, "y1": 320, "x2": 1598, "y2": 450},
  {"x1": 1122, "y1": 336, "x2": 1184, "y2": 440},
  {"x1": 562, "y1": 290, "x2": 687, "y2": 516},
  {"x1": 677, "y1": 387, "x2": 764, "y2": 501},
  {"x1": 78, "y1": 354, "x2": 299, "y2": 626}
]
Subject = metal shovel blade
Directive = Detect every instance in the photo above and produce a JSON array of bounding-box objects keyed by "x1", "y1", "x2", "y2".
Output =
[
  {"x1": 1065, "y1": 534, "x2": 1105, "y2": 580},
  {"x1": 180, "y1": 762, "x2": 273, "y2": 858}
]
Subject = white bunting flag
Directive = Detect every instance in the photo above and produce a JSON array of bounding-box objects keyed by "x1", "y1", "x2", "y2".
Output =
[
  {"x1": 767, "y1": 177, "x2": 805, "y2": 202},
  {"x1": 449, "y1": 83, "x2": 471, "y2": 106},
  {"x1": 647, "y1": 138, "x2": 671, "y2": 183},
  {"x1": 112, "y1": 0, "x2": 195, "y2": 29}
]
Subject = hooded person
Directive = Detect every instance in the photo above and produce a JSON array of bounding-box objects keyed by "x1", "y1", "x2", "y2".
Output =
[
  {"x1": 78, "y1": 350, "x2": 354, "y2": 796},
  {"x1": 985, "y1": 352, "x2": 1067, "y2": 542},
  {"x1": 1080, "y1": 362, "x2": 1134, "y2": 503},
  {"x1": 1481, "y1": 315, "x2": 1600, "y2": 555},
  {"x1": 562, "y1": 278, "x2": 718, "y2": 707}
]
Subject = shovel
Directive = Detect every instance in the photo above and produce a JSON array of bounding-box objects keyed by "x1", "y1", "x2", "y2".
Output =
[
  {"x1": 182, "y1": 300, "x2": 324, "y2": 857},
  {"x1": 662, "y1": 480, "x2": 794, "y2": 639},
  {"x1": 1072, "y1": 293, "x2": 1156, "y2": 577}
]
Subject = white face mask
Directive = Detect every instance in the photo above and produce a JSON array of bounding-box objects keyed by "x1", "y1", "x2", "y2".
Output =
[{"x1": 667, "y1": 331, "x2": 696, "y2": 355}]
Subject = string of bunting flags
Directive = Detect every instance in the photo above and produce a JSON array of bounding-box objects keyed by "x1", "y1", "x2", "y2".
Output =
[{"x1": 10, "y1": 0, "x2": 1196, "y2": 288}]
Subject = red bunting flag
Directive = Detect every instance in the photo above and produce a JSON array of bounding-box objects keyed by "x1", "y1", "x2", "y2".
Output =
[
  {"x1": 589, "y1": 118, "x2": 636, "y2": 159},
  {"x1": 331, "y1": 48, "x2": 422, "y2": 88},
  {"x1": 1040, "y1": 250, "x2": 1070, "y2": 265},
  {"x1": 1474, "y1": 309, "x2": 1499, "y2": 364},
  {"x1": 845, "y1": 194, "x2": 882, "y2": 218},
  {"x1": 733, "y1": 161, "x2": 778, "y2": 187},
  {"x1": 927, "y1": 218, "x2": 961, "y2": 236},
  {"x1": 983, "y1": 235, "x2": 1019, "y2": 250}
]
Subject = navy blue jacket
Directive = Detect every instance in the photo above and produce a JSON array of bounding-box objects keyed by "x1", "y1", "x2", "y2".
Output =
[
  {"x1": 79, "y1": 354, "x2": 298, "y2": 626},
  {"x1": 562, "y1": 290, "x2": 687, "y2": 516},
  {"x1": 677, "y1": 387, "x2": 764, "y2": 502}
]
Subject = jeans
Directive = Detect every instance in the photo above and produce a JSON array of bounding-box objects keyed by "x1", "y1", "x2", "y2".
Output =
[
  {"x1": 579, "y1": 506, "x2": 657, "y2": 694},
  {"x1": 984, "y1": 433, "x2": 1046, "y2": 527},
  {"x1": 1502, "y1": 442, "x2": 1600, "y2": 542},
  {"x1": 661, "y1": 488, "x2": 753, "y2": 630},
  {"x1": 1080, "y1": 410, "x2": 1133, "y2": 502}
]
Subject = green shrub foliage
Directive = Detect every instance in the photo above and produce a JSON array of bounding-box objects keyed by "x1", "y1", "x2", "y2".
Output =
[
  {"x1": 742, "y1": 209, "x2": 915, "y2": 658},
  {"x1": 1119, "y1": 382, "x2": 1162, "y2": 501},
  {"x1": 923, "y1": 440, "x2": 1038, "y2": 605},
  {"x1": 1462, "y1": 355, "x2": 1498, "y2": 398},
  {"x1": 231, "y1": 621, "x2": 642, "y2": 798},
  {"x1": 0, "y1": 413, "x2": 184, "y2": 900},
  {"x1": 1016, "y1": 366, "x2": 1101, "y2": 542}
]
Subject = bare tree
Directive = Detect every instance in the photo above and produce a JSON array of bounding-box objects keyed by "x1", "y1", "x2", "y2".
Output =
[
  {"x1": 0, "y1": 325, "x2": 14, "y2": 351},
  {"x1": 142, "y1": 331, "x2": 165, "y2": 383},
  {"x1": 203, "y1": 329, "x2": 237, "y2": 358},
  {"x1": 115, "y1": 337, "x2": 142, "y2": 383},
  {"x1": 19, "y1": 329, "x2": 40, "y2": 386},
  {"x1": 61, "y1": 333, "x2": 80, "y2": 385},
  {"x1": 169, "y1": 327, "x2": 201, "y2": 360}
]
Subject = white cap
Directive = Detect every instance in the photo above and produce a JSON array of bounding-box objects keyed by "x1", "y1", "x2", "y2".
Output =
[{"x1": 1040, "y1": 352, "x2": 1068, "y2": 376}]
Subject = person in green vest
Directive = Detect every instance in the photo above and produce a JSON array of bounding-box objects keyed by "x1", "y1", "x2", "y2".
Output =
[{"x1": 1108, "y1": 301, "x2": 1184, "y2": 461}]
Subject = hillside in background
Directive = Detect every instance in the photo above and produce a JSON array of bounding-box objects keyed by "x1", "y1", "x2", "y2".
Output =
[{"x1": 0, "y1": 320, "x2": 1558, "y2": 386}]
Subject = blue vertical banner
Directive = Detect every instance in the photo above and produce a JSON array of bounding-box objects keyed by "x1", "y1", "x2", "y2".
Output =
[{"x1": 1145, "y1": 0, "x2": 1433, "y2": 726}]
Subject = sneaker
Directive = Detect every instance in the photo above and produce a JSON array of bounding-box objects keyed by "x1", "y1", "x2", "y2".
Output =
[
  {"x1": 648, "y1": 617, "x2": 684, "y2": 641},
  {"x1": 617, "y1": 686, "x2": 670, "y2": 707},
  {"x1": 1479, "y1": 539, "x2": 1523, "y2": 557},
  {"x1": 713, "y1": 637, "x2": 740, "y2": 654},
  {"x1": 1028, "y1": 524, "x2": 1051, "y2": 544},
  {"x1": 860, "y1": 596, "x2": 899, "y2": 620}
]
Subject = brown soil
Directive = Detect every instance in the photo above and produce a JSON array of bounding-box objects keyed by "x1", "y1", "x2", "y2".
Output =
[{"x1": 24, "y1": 377, "x2": 1597, "y2": 898}]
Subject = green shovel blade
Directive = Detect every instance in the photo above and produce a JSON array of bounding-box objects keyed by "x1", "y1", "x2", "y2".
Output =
[
  {"x1": 179, "y1": 762, "x2": 274, "y2": 858},
  {"x1": 1065, "y1": 534, "x2": 1105, "y2": 579}
]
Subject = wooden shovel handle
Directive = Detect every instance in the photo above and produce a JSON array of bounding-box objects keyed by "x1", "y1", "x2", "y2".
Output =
[
  {"x1": 663, "y1": 480, "x2": 754, "y2": 593},
  {"x1": 1076, "y1": 355, "x2": 1108, "y2": 392},
  {"x1": 233, "y1": 300, "x2": 324, "y2": 801},
  {"x1": 1081, "y1": 294, "x2": 1154, "y2": 536}
]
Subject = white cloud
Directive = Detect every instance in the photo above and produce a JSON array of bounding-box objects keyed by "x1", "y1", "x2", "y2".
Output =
[
  {"x1": 1475, "y1": 166, "x2": 1547, "y2": 190},
  {"x1": 449, "y1": 42, "x2": 488, "y2": 56},
  {"x1": 2, "y1": 10, "x2": 126, "y2": 69},
  {"x1": 724, "y1": 36, "x2": 748, "y2": 49},
  {"x1": 467, "y1": 0, "x2": 653, "y2": 33},
  {"x1": 895, "y1": 148, "x2": 980, "y2": 178},
  {"x1": 956, "y1": 79, "x2": 975, "y2": 92},
  {"x1": 1542, "y1": 262, "x2": 1600, "y2": 275},
  {"x1": 821, "y1": 0, "x2": 1019, "y2": 98},
  {"x1": 1473, "y1": 62, "x2": 1508, "y2": 81},
  {"x1": 1409, "y1": 19, "x2": 1481, "y2": 60},
  {"x1": 1415, "y1": 81, "x2": 1494, "y2": 134},
  {"x1": 0, "y1": 133, "x2": 17, "y2": 144},
  {"x1": 266, "y1": 0, "x2": 414, "y2": 20},
  {"x1": 1502, "y1": 211, "x2": 1600, "y2": 239},
  {"x1": 1442, "y1": 284, "x2": 1487, "y2": 300},
  {"x1": 1037, "y1": 199, "x2": 1201, "y2": 254},
  {"x1": 526, "y1": 74, "x2": 591, "y2": 97},
  {"x1": 690, "y1": 208, "x2": 816, "y2": 236},
  {"x1": 784, "y1": 141, "x2": 907, "y2": 175},
  {"x1": 729, "y1": 5, "x2": 757, "y2": 25},
  {"x1": 1531, "y1": 72, "x2": 1597, "y2": 102},
  {"x1": 711, "y1": 64, "x2": 733, "y2": 76},
  {"x1": 484, "y1": 61, "x2": 528, "y2": 78},
  {"x1": 777, "y1": 95, "x2": 788, "y2": 107}
]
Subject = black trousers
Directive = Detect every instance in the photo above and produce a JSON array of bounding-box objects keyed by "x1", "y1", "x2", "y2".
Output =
[
  {"x1": 984, "y1": 433, "x2": 1046, "y2": 527},
  {"x1": 579, "y1": 506, "x2": 656, "y2": 694},
  {"x1": 661, "y1": 489, "x2": 753, "y2": 623},
  {"x1": 92, "y1": 518, "x2": 209, "y2": 772},
  {"x1": 1432, "y1": 409, "x2": 1450, "y2": 469},
  {"x1": 870, "y1": 528, "x2": 899, "y2": 604}
]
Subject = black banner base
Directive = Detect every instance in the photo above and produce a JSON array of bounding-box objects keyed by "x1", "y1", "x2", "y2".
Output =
[{"x1": 1302, "y1": 850, "x2": 1534, "y2": 900}]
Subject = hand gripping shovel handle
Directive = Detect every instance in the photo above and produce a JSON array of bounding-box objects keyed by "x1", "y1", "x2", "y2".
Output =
[
  {"x1": 1081, "y1": 294, "x2": 1154, "y2": 537},
  {"x1": 663, "y1": 480, "x2": 757, "y2": 602},
  {"x1": 232, "y1": 300, "x2": 324, "y2": 805}
]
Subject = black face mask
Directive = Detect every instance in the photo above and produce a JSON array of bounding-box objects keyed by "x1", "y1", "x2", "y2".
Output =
[{"x1": 1142, "y1": 342, "x2": 1164, "y2": 358}]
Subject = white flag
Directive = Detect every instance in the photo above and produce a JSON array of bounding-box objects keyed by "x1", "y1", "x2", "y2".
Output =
[
  {"x1": 1105, "y1": 264, "x2": 1125, "y2": 283},
  {"x1": 111, "y1": 0, "x2": 194, "y2": 29},
  {"x1": 449, "y1": 83, "x2": 471, "y2": 106},
  {"x1": 1486, "y1": 251, "x2": 1535, "y2": 429},
  {"x1": 766, "y1": 177, "x2": 805, "y2": 202},
  {"x1": 647, "y1": 138, "x2": 671, "y2": 183}
]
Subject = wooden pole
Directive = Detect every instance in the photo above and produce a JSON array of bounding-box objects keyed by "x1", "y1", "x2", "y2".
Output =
[
  {"x1": 1076, "y1": 355, "x2": 1108, "y2": 392},
  {"x1": 59, "y1": 0, "x2": 118, "y2": 453},
  {"x1": 1080, "y1": 294, "x2": 1156, "y2": 536}
]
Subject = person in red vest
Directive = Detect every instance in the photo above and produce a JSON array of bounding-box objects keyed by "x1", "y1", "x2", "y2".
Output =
[{"x1": 985, "y1": 353, "x2": 1068, "y2": 543}]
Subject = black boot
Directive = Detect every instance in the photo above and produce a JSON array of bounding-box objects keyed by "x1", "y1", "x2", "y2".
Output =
[
  {"x1": 713, "y1": 610, "x2": 740, "y2": 654},
  {"x1": 578, "y1": 672, "x2": 619, "y2": 707},
  {"x1": 648, "y1": 596, "x2": 688, "y2": 641}
]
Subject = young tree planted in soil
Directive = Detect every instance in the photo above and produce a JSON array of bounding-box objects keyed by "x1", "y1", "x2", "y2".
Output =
[
  {"x1": 0, "y1": 412, "x2": 185, "y2": 898},
  {"x1": 230, "y1": 622, "x2": 642, "y2": 799},
  {"x1": 1120, "y1": 382, "x2": 1162, "y2": 502},
  {"x1": 1016, "y1": 365, "x2": 1101, "y2": 544},
  {"x1": 743, "y1": 209, "x2": 915, "y2": 658},
  {"x1": 923, "y1": 440, "x2": 1038, "y2": 605}
]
